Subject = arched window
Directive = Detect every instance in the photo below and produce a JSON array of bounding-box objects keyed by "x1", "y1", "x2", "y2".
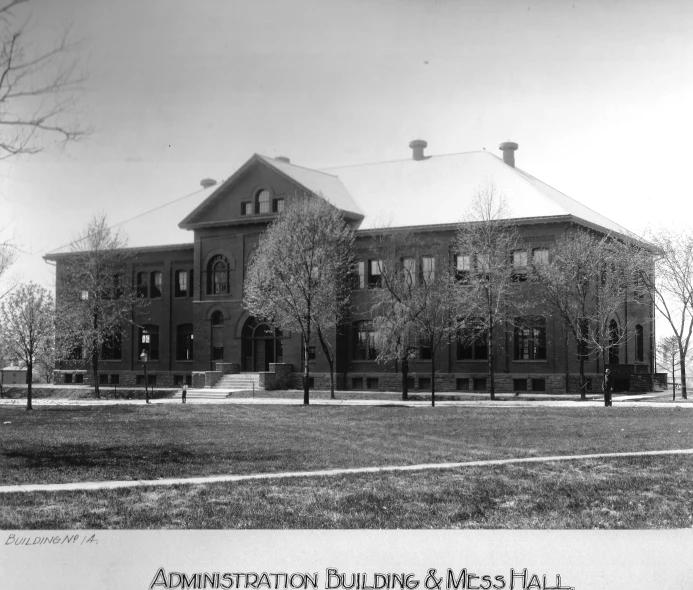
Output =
[
  {"x1": 176, "y1": 324, "x2": 194, "y2": 361},
  {"x1": 608, "y1": 319, "x2": 620, "y2": 364},
  {"x1": 136, "y1": 272, "x2": 148, "y2": 298},
  {"x1": 138, "y1": 324, "x2": 159, "y2": 361},
  {"x1": 354, "y1": 321, "x2": 377, "y2": 360},
  {"x1": 150, "y1": 271, "x2": 162, "y2": 298},
  {"x1": 255, "y1": 189, "x2": 271, "y2": 214},
  {"x1": 635, "y1": 324, "x2": 644, "y2": 362},
  {"x1": 211, "y1": 311, "x2": 224, "y2": 326},
  {"x1": 514, "y1": 316, "x2": 546, "y2": 360},
  {"x1": 207, "y1": 255, "x2": 229, "y2": 295}
]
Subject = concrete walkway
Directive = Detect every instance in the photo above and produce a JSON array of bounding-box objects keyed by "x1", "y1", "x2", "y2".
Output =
[{"x1": 2, "y1": 448, "x2": 692, "y2": 494}]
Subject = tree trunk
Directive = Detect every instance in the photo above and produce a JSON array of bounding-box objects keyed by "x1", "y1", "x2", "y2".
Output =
[
  {"x1": 401, "y1": 356, "x2": 409, "y2": 401},
  {"x1": 316, "y1": 327, "x2": 335, "y2": 399},
  {"x1": 565, "y1": 322, "x2": 571, "y2": 396},
  {"x1": 487, "y1": 324, "x2": 495, "y2": 400},
  {"x1": 303, "y1": 328, "x2": 311, "y2": 405},
  {"x1": 26, "y1": 361, "x2": 33, "y2": 411},
  {"x1": 579, "y1": 356, "x2": 587, "y2": 401},
  {"x1": 430, "y1": 343, "x2": 436, "y2": 408},
  {"x1": 679, "y1": 344, "x2": 688, "y2": 399},
  {"x1": 92, "y1": 350, "x2": 100, "y2": 399},
  {"x1": 672, "y1": 357, "x2": 677, "y2": 401}
]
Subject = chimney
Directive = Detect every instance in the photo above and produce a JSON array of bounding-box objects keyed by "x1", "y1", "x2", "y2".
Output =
[
  {"x1": 275, "y1": 156, "x2": 290, "y2": 163},
  {"x1": 409, "y1": 139, "x2": 428, "y2": 161},
  {"x1": 499, "y1": 141, "x2": 518, "y2": 167},
  {"x1": 200, "y1": 178, "x2": 217, "y2": 189}
]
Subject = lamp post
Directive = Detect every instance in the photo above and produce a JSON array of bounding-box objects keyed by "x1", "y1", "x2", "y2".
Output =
[{"x1": 139, "y1": 350, "x2": 150, "y2": 404}]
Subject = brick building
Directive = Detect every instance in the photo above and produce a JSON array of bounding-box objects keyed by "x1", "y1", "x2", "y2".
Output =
[{"x1": 47, "y1": 140, "x2": 655, "y2": 393}]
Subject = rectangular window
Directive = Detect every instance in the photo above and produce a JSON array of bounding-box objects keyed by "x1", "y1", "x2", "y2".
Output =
[
  {"x1": 403, "y1": 257, "x2": 416, "y2": 287},
  {"x1": 136, "y1": 375, "x2": 146, "y2": 386},
  {"x1": 456, "y1": 254, "x2": 471, "y2": 282},
  {"x1": 513, "y1": 378, "x2": 528, "y2": 392},
  {"x1": 175, "y1": 270, "x2": 188, "y2": 298},
  {"x1": 102, "y1": 332, "x2": 122, "y2": 361},
  {"x1": 357, "y1": 261, "x2": 365, "y2": 289},
  {"x1": 531, "y1": 378, "x2": 546, "y2": 392},
  {"x1": 241, "y1": 201, "x2": 252, "y2": 215},
  {"x1": 75, "y1": 374, "x2": 84, "y2": 384},
  {"x1": 418, "y1": 377, "x2": 431, "y2": 390},
  {"x1": 421, "y1": 256, "x2": 435, "y2": 284},
  {"x1": 307, "y1": 346, "x2": 316, "y2": 360},
  {"x1": 456, "y1": 378, "x2": 470, "y2": 391},
  {"x1": 139, "y1": 325, "x2": 160, "y2": 361},
  {"x1": 137, "y1": 272, "x2": 148, "y2": 299},
  {"x1": 174, "y1": 374, "x2": 184, "y2": 386},
  {"x1": 533, "y1": 248, "x2": 549, "y2": 265},
  {"x1": 212, "y1": 347, "x2": 224, "y2": 361},
  {"x1": 150, "y1": 271, "x2": 162, "y2": 298},
  {"x1": 354, "y1": 321, "x2": 378, "y2": 360},
  {"x1": 64, "y1": 373, "x2": 73, "y2": 384},
  {"x1": 352, "y1": 377, "x2": 363, "y2": 390},
  {"x1": 473, "y1": 378, "x2": 486, "y2": 392},
  {"x1": 176, "y1": 324, "x2": 194, "y2": 361},
  {"x1": 366, "y1": 377, "x2": 379, "y2": 390},
  {"x1": 457, "y1": 320, "x2": 488, "y2": 361},
  {"x1": 80, "y1": 290, "x2": 89, "y2": 301},
  {"x1": 110, "y1": 374, "x2": 120, "y2": 385},
  {"x1": 273, "y1": 198, "x2": 284, "y2": 213},
  {"x1": 185, "y1": 374, "x2": 192, "y2": 387},
  {"x1": 189, "y1": 270, "x2": 194, "y2": 297},
  {"x1": 514, "y1": 317, "x2": 547, "y2": 361},
  {"x1": 368, "y1": 259, "x2": 382, "y2": 287},
  {"x1": 512, "y1": 250, "x2": 528, "y2": 282},
  {"x1": 147, "y1": 375, "x2": 157, "y2": 386},
  {"x1": 407, "y1": 376, "x2": 415, "y2": 390},
  {"x1": 307, "y1": 377, "x2": 314, "y2": 388},
  {"x1": 99, "y1": 374, "x2": 108, "y2": 385}
]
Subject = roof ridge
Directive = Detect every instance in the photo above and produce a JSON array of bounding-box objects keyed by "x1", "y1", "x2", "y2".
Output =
[
  {"x1": 319, "y1": 149, "x2": 485, "y2": 171},
  {"x1": 258, "y1": 154, "x2": 341, "y2": 179}
]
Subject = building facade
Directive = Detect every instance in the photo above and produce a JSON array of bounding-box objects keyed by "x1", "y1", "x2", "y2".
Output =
[{"x1": 47, "y1": 141, "x2": 656, "y2": 393}]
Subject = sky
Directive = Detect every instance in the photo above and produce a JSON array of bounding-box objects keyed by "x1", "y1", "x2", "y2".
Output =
[{"x1": 2, "y1": 0, "x2": 693, "y2": 291}]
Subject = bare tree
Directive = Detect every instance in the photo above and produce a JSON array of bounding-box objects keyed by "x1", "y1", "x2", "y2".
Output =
[
  {"x1": 53, "y1": 215, "x2": 141, "y2": 398},
  {"x1": 0, "y1": 282, "x2": 54, "y2": 409},
  {"x1": 639, "y1": 229, "x2": 693, "y2": 399},
  {"x1": 455, "y1": 181, "x2": 524, "y2": 400},
  {"x1": 244, "y1": 195, "x2": 355, "y2": 404},
  {"x1": 0, "y1": 0, "x2": 88, "y2": 158},
  {"x1": 532, "y1": 229, "x2": 648, "y2": 399},
  {"x1": 0, "y1": 233, "x2": 17, "y2": 300},
  {"x1": 657, "y1": 335, "x2": 682, "y2": 400},
  {"x1": 369, "y1": 232, "x2": 461, "y2": 404}
]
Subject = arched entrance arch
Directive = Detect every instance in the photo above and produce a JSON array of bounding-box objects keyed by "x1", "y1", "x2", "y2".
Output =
[{"x1": 241, "y1": 317, "x2": 284, "y2": 371}]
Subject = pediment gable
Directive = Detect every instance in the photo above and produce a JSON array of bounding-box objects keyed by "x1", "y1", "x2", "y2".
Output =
[{"x1": 179, "y1": 154, "x2": 363, "y2": 230}]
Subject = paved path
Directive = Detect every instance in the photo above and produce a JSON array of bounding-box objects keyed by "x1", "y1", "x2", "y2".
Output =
[{"x1": 2, "y1": 448, "x2": 692, "y2": 494}]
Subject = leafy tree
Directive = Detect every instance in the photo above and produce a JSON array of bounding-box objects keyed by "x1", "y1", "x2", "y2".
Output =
[
  {"x1": 0, "y1": 282, "x2": 54, "y2": 409},
  {"x1": 455, "y1": 181, "x2": 524, "y2": 400},
  {"x1": 639, "y1": 229, "x2": 693, "y2": 399},
  {"x1": 244, "y1": 195, "x2": 355, "y2": 404},
  {"x1": 53, "y1": 215, "x2": 141, "y2": 398},
  {"x1": 0, "y1": 0, "x2": 88, "y2": 158},
  {"x1": 532, "y1": 229, "x2": 648, "y2": 399},
  {"x1": 658, "y1": 335, "x2": 683, "y2": 400}
]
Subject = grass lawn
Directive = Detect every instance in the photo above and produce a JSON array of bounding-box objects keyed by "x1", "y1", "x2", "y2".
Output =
[
  {"x1": 1, "y1": 403, "x2": 692, "y2": 486},
  {"x1": 3, "y1": 455, "x2": 693, "y2": 529}
]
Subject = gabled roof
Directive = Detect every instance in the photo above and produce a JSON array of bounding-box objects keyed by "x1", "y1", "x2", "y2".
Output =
[
  {"x1": 178, "y1": 154, "x2": 364, "y2": 229},
  {"x1": 320, "y1": 150, "x2": 636, "y2": 238}
]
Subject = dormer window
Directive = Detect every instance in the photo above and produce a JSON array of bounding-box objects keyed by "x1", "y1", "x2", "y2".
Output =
[
  {"x1": 255, "y1": 189, "x2": 271, "y2": 214},
  {"x1": 241, "y1": 201, "x2": 252, "y2": 216}
]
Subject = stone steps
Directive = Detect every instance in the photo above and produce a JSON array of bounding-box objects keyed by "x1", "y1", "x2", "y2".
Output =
[{"x1": 213, "y1": 373, "x2": 262, "y2": 390}]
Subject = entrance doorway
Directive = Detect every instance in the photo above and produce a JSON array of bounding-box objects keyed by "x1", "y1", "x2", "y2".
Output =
[{"x1": 241, "y1": 317, "x2": 283, "y2": 371}]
